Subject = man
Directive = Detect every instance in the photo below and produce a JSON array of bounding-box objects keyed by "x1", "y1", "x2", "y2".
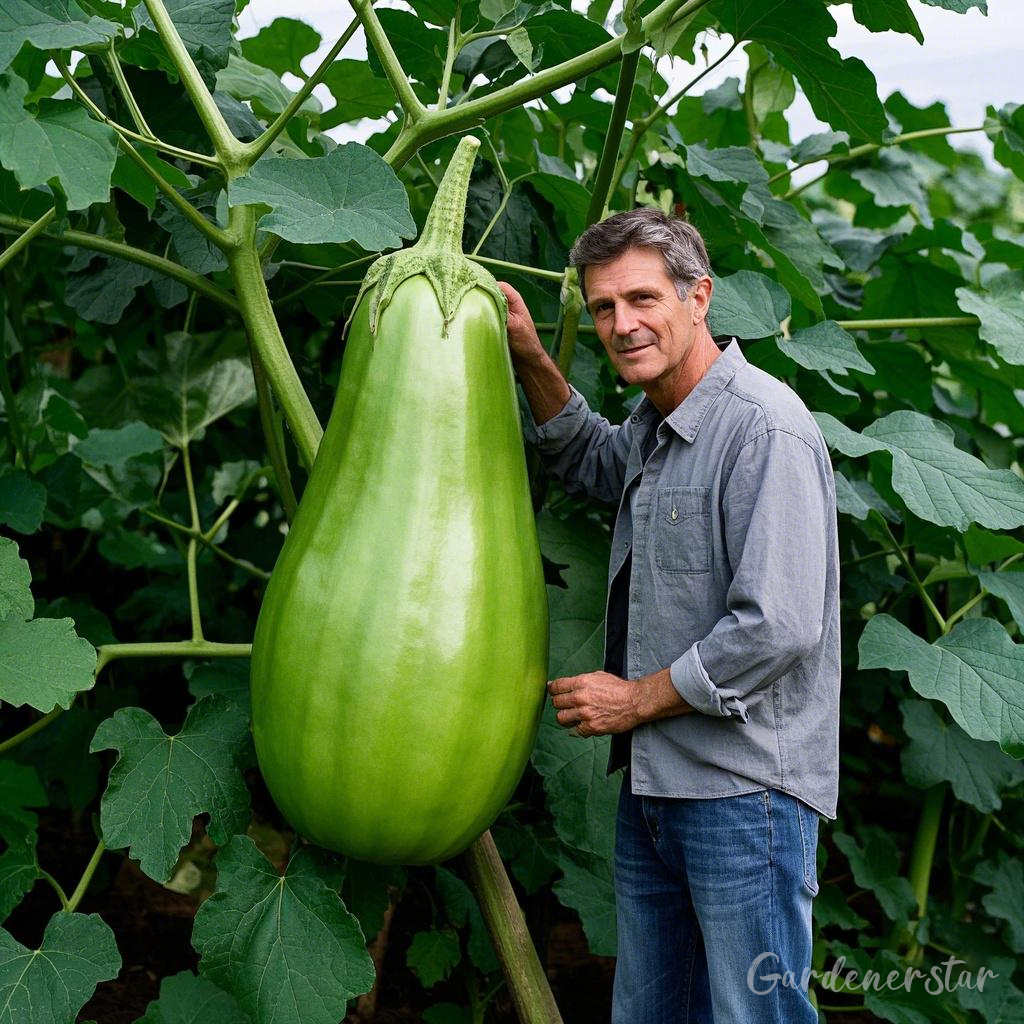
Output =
[{"x1": 499, "y1": 208, "x2": 840, "y2": 1024}]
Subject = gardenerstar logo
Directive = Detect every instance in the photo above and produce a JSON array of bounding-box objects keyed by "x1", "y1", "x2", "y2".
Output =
[{"x1": 747, "y1": 952, "x2": 999, "y2": 996}]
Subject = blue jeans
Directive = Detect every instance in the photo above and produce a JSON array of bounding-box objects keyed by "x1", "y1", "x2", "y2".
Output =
[{"x1": 612, "y1": 780, "x2": 820, "y2": 1024}]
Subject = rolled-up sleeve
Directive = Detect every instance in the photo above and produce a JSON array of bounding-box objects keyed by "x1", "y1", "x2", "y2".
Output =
[
  {"x1": 669, "y1": 428, "x2": 834, "y2": 719},
  {"x1": 525, "y1": 384, "x2": 636, "y2": 505}
]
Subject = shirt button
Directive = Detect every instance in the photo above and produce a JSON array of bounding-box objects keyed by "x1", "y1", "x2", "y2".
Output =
[{"x1": 630, "y1": 414, "x2": 639, "y2": 423}]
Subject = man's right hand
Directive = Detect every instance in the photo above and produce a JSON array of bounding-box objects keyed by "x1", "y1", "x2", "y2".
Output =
[{"x1": 498, "y1": 282, "x2": 546, "y2": 367}]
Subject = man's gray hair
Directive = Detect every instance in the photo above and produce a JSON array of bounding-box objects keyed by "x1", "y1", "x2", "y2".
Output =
[{"x1": 568, "y1": 209, "x2": 711, "y2": 301}]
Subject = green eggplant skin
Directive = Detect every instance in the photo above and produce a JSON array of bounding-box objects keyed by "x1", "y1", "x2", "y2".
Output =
[{"x1": 250, "y1": 274, "x2": 549, "y2": 865}]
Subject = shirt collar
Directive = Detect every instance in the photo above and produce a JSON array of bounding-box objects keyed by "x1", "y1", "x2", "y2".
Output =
[{"x1": 633, "y1": 338, "x2": 745, "y2": 444}]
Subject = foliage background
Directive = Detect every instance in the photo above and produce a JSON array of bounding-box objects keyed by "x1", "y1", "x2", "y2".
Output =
[{"x1": 0, "y1": 0, "x2": 1023, "y2": 1021}]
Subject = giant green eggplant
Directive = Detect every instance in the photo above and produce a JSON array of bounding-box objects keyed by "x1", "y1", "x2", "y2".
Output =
[{"x1": 250, "y1": 137, "x2": 549, "y2": 865}]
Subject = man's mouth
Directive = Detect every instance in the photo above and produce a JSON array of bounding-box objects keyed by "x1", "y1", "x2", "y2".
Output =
[{"x1": 618, "y1": 344, "x2": 651, "y2": 356}]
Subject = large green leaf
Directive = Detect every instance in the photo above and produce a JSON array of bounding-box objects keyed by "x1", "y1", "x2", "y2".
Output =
[
  {"x1": 136, "y1": 969, "x2": 249, "y2": 1024},
  {"x1": 215, "y1": 53, "x2": 321, "y2": 121},
  {"x1": 779, "y1": 321, "x2": 874, "y2": 376},
  {"x1": 815, "y1": 411, "x2": 1024, "y2": 530},
  {"x1": 0, "y1": 0, "x2": 119, "y2": 74},
  {"x1": 192, "y1": 837, "x2": 375, "y2": 1024},
  {"x1": 0, "y1": 760, "x2": 45, "y2": 921},
  {"x1": 90, "y1": 695, "x2": 252, "y2": 882},
  {"x1": 708, "y1": 270, "x2": 790, "y2": 340},
  {"x1": 320, "y1": 59, "x2": 398, "y2": 127},
  {"x1": 832, "y1": 829, "x2": 917, "y2": 926},
  {"x1": 850, "y1": 0, "x2": 923, "y2": 41},
  {"x1": 0, "y1": 538, "x2": 32, "y2": 621},
  {"x1": 0, "y1": 72, "x2": 117, "y2": 209},
  {"x1": 956, "y1": 272, "x2": 1024, "y2": 366},
  {"x1": 975, "y1": 569, "x2": 1024, "y2": 633},
  {"x1": 0, "y1": 471, "x2": 46, "y2": 534},
  {"x1": 0, "y1": 616, "x2": 96, "y2": 712},
  {"x1": 711, "y1": 0, "x2": 887, "y2": 141},
  {"x1": 975, "y1": 854, "x2": 1024, "y2": 953},
  {"x1": 900, "y1": 699, "x2": 1024, "y2": 813},
  {"x1": 227, "y1": 144, "x2": 416, "y2": 249},
  {"x1": 239, "y1": 16, "x2": 321, "y2": 79},
  {"x1": 0, "y1": 912, "x2": 120, "y2": 1021},
  {"x1": 860, "y1": 614, "x2": 1024, "y2": 758}
]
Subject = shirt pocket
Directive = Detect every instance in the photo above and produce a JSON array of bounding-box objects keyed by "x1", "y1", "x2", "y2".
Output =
[{"x1": 654, "y1": 485, "x2": 711, "y2": 574}]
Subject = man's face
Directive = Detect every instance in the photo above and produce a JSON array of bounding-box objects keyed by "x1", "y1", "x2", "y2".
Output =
[{"x1": 583, "y1": 246, "x2": 710, "y2": 394}]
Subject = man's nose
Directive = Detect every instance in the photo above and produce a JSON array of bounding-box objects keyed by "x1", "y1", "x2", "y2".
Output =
[{"x1": 613, "y1": 306, "x2": 639, "y2": 337}]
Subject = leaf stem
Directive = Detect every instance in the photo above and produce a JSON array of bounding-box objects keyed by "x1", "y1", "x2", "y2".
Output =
[
  {"x1": 0, "y1": 207, "x2": 57, "y2": 274},
  {"x1": 38, "y1": 871, "x2": 71, "y2": 911},
  {"x1": 65, "y1": 839, "x2": 107, "y2": 914},
  {"x1": 54, "y1": 56, "x2": 219, "y2": 168},
  {"x1": 878, "y1": 518, "x2": 946, "y2": 632},
  {"x1": 472, "y1": 173, "x2": 530, "y2": 255},
  {"x1": 243, "y1": 15, "x2": 362, "y2": 168},
  {"x1": 141, "y1": 0, "x2": 247, "y2": 171},
  {"x1": 0, "y1": 708, "x2": 64, "y2": 755},
  {"x1": 836, "y1": 316, "x2": 978, "y2": 331},
  {"x1": 437, "y1": 1, "x2": 462, "y2": 110},
  {"x1": 182, "y1": 444, "x2": 205, "y2": 642},
  {"x1": 105, "y1": 41, "x2": 155, "y2": 138},
  {"x1": 251, "y1": 350, "x2": 299, "y2": 521},
  {"x1": 0, "y1": 216, "x2": 238, "y2": 312},
  {"x1": 469, "y1": 255, "x2": 564, "y2": 281},
  {"x1": 95, "y1": 640, "x2": 252, "y2": 675},
  {"x1": 776, "y1": 125, "x2": 986, "y2": 195},
  {"x1": 206, "y1": 544, "x2": 271, "y2": 580}
]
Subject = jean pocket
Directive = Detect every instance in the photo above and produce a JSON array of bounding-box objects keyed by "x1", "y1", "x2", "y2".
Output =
[
  {"x1": 796, "y1": 799, "x2": 820, "y2": 897},
  {"x1": 654, "y1": 486, "x2": 711, "y2": 574}
]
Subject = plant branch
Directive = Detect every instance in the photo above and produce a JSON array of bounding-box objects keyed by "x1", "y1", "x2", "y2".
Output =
[
  {"x1": 65, "y1": 840, "x2": 106, "y2": 914},
  {"x1": 350, "y1": 0, "x2": 427, "y2": 123},
  {"x1": 38, "y1": 871, "x2": 71, "y2": 911},
  {"x1": 609, "y1": 39, "x2": 739, "y2": 200},
  {"x1": 776, "y1": 125, "x2": 985, "y2": 195},
  {"x1": 105, "y1": 41, "x2": 155, "y2": 138},
  {"x1": 251, "y1": 349, "x2": 299, "y2": 521},
  {"x1": 0, "y1": 215, "x2": 238, "y2": 312},
  {"x1": 469, "y1": 255, "x2": 564, "y2": 281},
  {"x1": 836, "y1": 316, "x2": 979, "y2": 331},
  {"x1": 0, "y1": 708, "x2": 64, "y2": 755},
  {"x1": 54, "y1": 56, "x2": 219, "y2": 168},
  {"x1": 207, "y1": 544, "x2": 272, "y2": 580},
  {"x1": 244, "y1": 15, "x2": 362, "y2": 167},
  {"x1": 437, "y1": 1, "x2": 463, "y2": 110},
  {"x1": 226, "y1": 206, "x2": 323, "y2": 469},
  {"x1": 95, "y1": 641, "x2": 252, "y2": 675},
  {"x1": 878, "y1": 517, "x2": 946, "y2": 632},
  {"x1": 141, "y1": 0, "x2": 247, "y2": 169},
  {"x1": 463, "y1": 832, "x2": 564, "y2": 1024},
  {"x1": 383, "y1": 0, "x2": 716, "y2": 167},
  {"x1": 0, "y1": 207, "x2": 57, "y2": 274},
  {"x1": 182, "y1": 444, "x2": 205, "y2": 642}
]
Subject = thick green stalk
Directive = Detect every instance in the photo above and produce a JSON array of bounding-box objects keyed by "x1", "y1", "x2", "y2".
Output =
[
  {"x1": 141, "y1": 0, "x2": 247, "y2": 169},
  {"x1": 0, "y1": 215, "x2": 237, "y2": 311},
  {"x1": 384, "y1": 0, "x2": 714, "y2": 167},
  {"x1": 585, "y1": 49, "x2": 641, "y2": 226},
  {"x1": 900, "y1": 784, "x2": 946, "y2": 961},
  {"x1": 464, "y1": 832, "x2": 564, "y2": 1024},
  {"x1": 350, "y1": 0, "x2": 427, "y2": 124},
  {"x1": 225, "y1": 206, "x2": 323, "y2": 469},
  {"x1": 243, "y1": 16, "x2": 362, "y2": 168},
  {"x1": 555, "y1": 269, "x2": 583, "y2": 378}
]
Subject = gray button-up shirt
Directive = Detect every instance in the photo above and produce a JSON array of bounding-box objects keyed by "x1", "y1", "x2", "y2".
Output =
[{"x1": 533, "y1": 339, "x2": 841, "y2": 819}]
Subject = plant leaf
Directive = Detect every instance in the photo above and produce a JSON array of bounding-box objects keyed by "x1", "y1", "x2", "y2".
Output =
[
  {"x1": 0, "y1": 0, "x2": 119, "y2": 74},
  {"x1": 192, "y1": 837, "x2": 375, "y2": 1023},
  {"x1": 90, "y1": 695, "x2": 252, "y2": 882},
  {"x1": 0, "y1": 912, "x2": 120, "y2": 1020},
  {"x1": 860, "y1": 614, "x2": 1024, "y2": 758},
  {"x1": 227, "y1": 144, "x2": 416, "y2": 250},
  {"x1": 779, "y1": 321, "x2": 874, "y2": 376},
  {"x1": 0, "y1": 615, "x2": 96, "y2": 711}
]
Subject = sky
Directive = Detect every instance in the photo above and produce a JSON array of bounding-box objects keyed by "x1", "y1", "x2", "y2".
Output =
[{"x1": 237, "y1": 0, "x2": 1020, "y2": 163}]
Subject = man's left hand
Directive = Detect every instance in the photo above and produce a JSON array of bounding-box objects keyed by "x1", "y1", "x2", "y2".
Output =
[{"x1": 547, "y1": 671, "x2": 641, "y2": 737}]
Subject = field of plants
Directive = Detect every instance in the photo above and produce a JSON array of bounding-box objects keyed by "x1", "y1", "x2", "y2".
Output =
[{"x1": 0, "y1": 0, "x2": 1022, "y2": 1021}]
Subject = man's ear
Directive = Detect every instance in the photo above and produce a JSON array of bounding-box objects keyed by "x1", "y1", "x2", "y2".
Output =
[{"x1": 690, "y1": 276, "x2": 713, "y2": 325}]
